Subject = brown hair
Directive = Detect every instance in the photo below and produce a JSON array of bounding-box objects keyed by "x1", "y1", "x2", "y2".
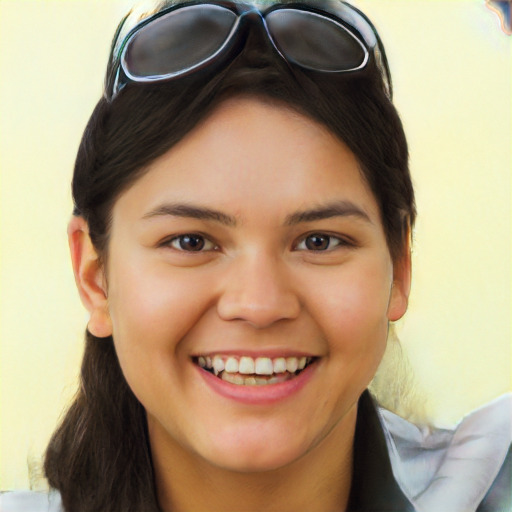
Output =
[{"x1": 45, "y1": 8, "x2": 415, "y2": 512}]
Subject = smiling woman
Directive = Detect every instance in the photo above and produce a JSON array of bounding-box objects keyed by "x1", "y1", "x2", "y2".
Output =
[
  {"x1": 1, "y1": 1, "x2": 510, "y2": 512},
  {"x1": 90, "y1": 96, "x2": 409, "y2": 484}
]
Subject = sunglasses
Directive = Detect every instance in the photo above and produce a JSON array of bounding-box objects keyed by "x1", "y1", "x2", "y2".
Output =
[{"x1": 108, "y1": 0, "x2": 391, "y2": 101}]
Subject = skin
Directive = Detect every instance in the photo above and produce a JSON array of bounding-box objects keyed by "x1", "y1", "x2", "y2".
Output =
[{"x1": 69, "y1": 96, "x2": 410, "y2": 512}]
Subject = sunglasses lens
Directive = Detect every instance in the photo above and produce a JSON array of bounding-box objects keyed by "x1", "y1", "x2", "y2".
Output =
[
  {"x1": 267, "y1": 10, "x2": 366, "y2": 72},
  {"x1": 124, "y1": 5, "x2": 237, "y2": 79}
]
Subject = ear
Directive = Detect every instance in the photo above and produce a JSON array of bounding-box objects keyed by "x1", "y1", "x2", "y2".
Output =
[
  {"x1": 387, "y1": 237, "x2": 412, "y2": 322},
  {"x1": 68, "y1": 216, "x2": 112, "y2": 338}
]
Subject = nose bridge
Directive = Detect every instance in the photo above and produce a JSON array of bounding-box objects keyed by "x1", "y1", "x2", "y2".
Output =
[
  {"x1": 239, "y1": 6, "x2": 264, "y2": 24},
  {"x1": 217, "y1": 248, "x2": 300, "y2": 328},
  {"x1": 237, "y1": 7, "x2": 276, "y2": 55}
]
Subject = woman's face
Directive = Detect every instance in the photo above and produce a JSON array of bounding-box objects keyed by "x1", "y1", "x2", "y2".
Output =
[{"x1": 97, "y1": 97, "x2": 409, "y2": 472}]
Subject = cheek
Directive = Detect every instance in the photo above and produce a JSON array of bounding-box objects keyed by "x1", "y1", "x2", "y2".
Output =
[
  {"x1": 304, "y1": 259, "x2": 392, "y2": 356},
  {"x1": 105, "y1": 254, "x2": 216, "y2": 385},
  {"x1": 109, "y1": 255, "x2": 208, "y2": 334},
  {"x1": 104, "y1": 257, "x2": 221, "y2": 425}
]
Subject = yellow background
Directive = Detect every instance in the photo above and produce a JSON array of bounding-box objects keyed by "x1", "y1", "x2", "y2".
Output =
[{"x1": 1, "y1": 0, "x2": 510, "y2": 490}]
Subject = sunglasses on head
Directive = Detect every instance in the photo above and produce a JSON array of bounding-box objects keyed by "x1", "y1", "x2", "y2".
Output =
[{"x1": 108, "y1": 0, "x2": 391, "y2": 101}]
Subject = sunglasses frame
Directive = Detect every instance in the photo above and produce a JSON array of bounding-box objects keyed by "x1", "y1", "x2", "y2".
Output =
[{"x1": 108, "y1": 0, "x2": 391, "y2": 100}]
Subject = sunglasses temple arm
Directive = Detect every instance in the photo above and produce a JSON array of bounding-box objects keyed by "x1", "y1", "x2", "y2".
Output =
[
  {"x1": 104, "y1": 11, "x2": 134, "y2": 100},
  {"x1": 373, "y1": 31, "x2": 393, "y2": 100}
]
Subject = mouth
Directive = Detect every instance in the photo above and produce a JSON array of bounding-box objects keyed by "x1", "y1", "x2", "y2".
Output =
[{"x1": 192, "y1": 355, "x2": 317, "y2": 386}]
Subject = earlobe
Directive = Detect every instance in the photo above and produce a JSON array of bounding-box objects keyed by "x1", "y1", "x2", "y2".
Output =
[
  {"x1": 387, "y1": 241, "x2": 412, "y2": 322},
  {"x1": 68, "y1": 216, "x2": 112, "y2": 338}
]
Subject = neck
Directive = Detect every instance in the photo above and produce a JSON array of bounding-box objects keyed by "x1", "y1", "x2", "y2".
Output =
[{"x1": 151, "y1": 405, "x2": 357, "y2": 512}]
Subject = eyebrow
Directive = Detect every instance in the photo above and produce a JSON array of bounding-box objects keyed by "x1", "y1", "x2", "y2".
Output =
[
  {"x1": 141, "y1": 200, "x2": 371, "y2": 227},
  {"x1": 284, "y1": 201, "x2": 372, "y2": 225},
  {"x1": 142, "y1": 203, "x2": 237, "y2": 226}
]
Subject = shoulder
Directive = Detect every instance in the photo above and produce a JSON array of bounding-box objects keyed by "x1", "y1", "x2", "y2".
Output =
[
  {"x1": 0, "y1": 491, "x2": 63, "y2": 512},
  {"x1": 378, "y1": 393, "x2": 512, "y2": 512}
]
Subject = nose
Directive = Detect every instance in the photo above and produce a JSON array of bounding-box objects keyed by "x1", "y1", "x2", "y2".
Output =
[{"x1": 217, "y1": 252, "x2": 301, "y2": 329}]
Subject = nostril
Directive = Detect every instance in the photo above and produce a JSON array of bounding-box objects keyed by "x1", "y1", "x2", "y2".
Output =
[{"x1": 217, "y1": 294, "x2": 301, "y2": 328}]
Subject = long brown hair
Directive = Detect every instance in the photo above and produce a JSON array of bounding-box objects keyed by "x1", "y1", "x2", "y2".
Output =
[{"x1": 45, "y1": 5, "x2": 415, "y2": 511}]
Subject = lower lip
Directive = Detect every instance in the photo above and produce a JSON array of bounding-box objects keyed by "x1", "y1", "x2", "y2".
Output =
[{"x1": 197, "y1": 361, "x2": 318, "y2": 405}]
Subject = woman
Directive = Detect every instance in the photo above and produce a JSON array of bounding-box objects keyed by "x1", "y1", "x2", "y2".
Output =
[{"x1": 2, "y1": 1, "x2": 510, "y2": 511}]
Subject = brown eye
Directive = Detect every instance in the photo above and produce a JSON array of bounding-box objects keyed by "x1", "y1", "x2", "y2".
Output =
[
  {"x1": 305, "y1": 234, "x2": 330, "y2": 251},
  {"x1": 169, "y1": 234, "x2": 216, "y2": 252},
  {"x1": 295, "y1": 233, "x2": 347, "y2": 252}
]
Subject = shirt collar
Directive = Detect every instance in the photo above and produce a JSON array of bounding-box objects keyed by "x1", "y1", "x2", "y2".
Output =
[{"x1": 347, "y1": 390, "x2": 414, "y2": 512}]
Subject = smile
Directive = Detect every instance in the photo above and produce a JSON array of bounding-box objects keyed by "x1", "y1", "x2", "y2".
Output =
[{"x1": 194, "y1": 355, "x2": 315, "y2": 386}]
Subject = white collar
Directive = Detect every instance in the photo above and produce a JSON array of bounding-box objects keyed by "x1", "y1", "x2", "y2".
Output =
[{"x1": 378, "y1": 393, "x2": 512, "y2": 512}]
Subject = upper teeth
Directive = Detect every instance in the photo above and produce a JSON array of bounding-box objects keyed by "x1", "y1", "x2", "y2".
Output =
[{"x1": 197, "y1": 355, "x2": 310, "y2": 375}]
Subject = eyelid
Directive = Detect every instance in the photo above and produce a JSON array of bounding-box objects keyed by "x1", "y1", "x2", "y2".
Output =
[
  {"x1": 161, "y1": 233, "x2": 218, "y2": 252},
  {"x1": 294, "y1": 232, "x2": 354, "y2": 251},
  {"x1": 159, "y1": 231, "x2": 354, "y2": 253}
]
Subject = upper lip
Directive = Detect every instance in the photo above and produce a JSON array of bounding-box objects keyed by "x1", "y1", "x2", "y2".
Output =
[{"x1": 191, "y1": 350, "x2": 320, "y2": 359}]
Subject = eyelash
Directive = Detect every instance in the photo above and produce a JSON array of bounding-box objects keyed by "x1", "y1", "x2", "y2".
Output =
[
  {"x1": 165, "y1": 234, "x2": 218, "y2": 252},
  {"x1": 163, "y1": 233, "x2": 352, "y2": 253},
  {"x1": 294, "y1": 233, "x2": 352, "y2": 252}
]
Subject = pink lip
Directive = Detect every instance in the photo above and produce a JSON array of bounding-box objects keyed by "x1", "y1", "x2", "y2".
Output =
[
  {"x1": 197, "y1": 360, "x2": 318, "y2": 406},
  {"x1": 192, "y1": 349, "x2": 317, "y2": 359}
]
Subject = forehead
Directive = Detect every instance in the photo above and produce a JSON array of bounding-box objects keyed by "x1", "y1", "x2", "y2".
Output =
[{"x1": 112, "y1": 96, "x2": 381, "y2": 224}]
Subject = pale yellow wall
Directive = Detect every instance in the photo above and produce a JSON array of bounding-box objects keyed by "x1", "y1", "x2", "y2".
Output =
[{"x1": 1, "y1": 0, "x2": 510, "y2": 490}]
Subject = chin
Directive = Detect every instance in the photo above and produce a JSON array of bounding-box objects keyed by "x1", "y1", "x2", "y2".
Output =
[
  {"x1": 202, "y1": 433, "x2": 310, "y2": 474},
  {"x1": 211, "y1": 449, "x2": 303, "y2": 474}
]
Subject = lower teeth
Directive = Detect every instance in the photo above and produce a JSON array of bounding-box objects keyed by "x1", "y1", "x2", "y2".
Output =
[{"x1": 220, "y1": 371, "x2": 295, "y2": 386}]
